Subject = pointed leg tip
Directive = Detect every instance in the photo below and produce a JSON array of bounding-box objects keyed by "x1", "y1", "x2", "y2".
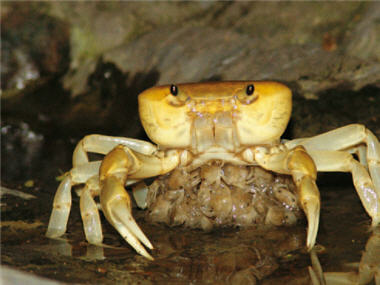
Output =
[
  {"x1": 306, "y1": 228, "x2": 317, "y2": 251},
  {"x1": 146, "y1": 254, "x2": 154, "y2": 261},
  {"x1": 137, "y1": 247, "x2": 154, "y2": 261},
  {"x1": 109, "y1": 199, "x2": 154, "y2": 251},
  {"x1": 306, "y1": 236, "x2": 314, "y2": 251},
  {"x1": 371, "y1": 216, "x2": 380, "y2": 227},
  {"x1": 301, "y1": 199, "x2": 320, "y2": 253},
  {"x1": 145, "y1": 240, "x2": 154, "y2": 250},
  {"x1": 46, "y1": 228, "x2": 64, "y2": 238}
]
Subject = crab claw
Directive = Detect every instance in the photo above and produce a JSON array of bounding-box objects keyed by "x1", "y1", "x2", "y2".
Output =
[
  {"x1": 100, "y1": 176, "x2": 154, "y2": 260},
  {"x1": 298, "y1": 176, "x2": 321, "y2": 251}
]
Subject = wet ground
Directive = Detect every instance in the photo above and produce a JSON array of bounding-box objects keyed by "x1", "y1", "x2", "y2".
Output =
[{"x1": 1, "y1": 175, "x2": 374, "y2": 284}]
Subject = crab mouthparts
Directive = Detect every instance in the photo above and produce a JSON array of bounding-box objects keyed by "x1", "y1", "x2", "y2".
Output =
[{"x1": 192, "y1": 111, "x2": 239, "y2": 152}]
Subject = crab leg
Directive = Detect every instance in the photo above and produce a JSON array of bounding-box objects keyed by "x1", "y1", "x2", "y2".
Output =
[
  {"x1": 46, "y1": 175, "x2": 72, "y2": 238},
  {"x1": 254, "y1": 145, "x2": 320, "y2": 250},
  {"x1": 308, "y1": 150, "x2": 380, "y2": 226},
  {"x1": 349, "y1": 145, "x2": 368, "y2": 168},
  {"x1": 99, "y1": 145, "x2": 180, "y2": 259},
  {"x1": 47, "y1": 134, "x2": 158, "y2": 241},
  {"x1": 46, "y1": 161, "x2": 101, "y2": 238},
  {"x1": 73, "y1": 134, "x2": 157, "y2": 166},
  {"x1": 132, "y1": 182, "x2": 149, "y2": 209},
  {"x1": 285, "y1": 124, "x2": 380, "y2": 226},
  {"x1": 80, "y1": 178, "x2": 102, "y2": 244}
]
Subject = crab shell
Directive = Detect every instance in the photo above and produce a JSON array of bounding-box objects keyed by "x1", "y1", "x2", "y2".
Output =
[{"x1": 138, "y1": 81, "x2": 292, "y2": 150}]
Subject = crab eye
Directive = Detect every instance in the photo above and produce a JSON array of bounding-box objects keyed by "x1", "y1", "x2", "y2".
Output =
[
  {"x1": 170, "y1": 84, "x2": 178, "y2": 96},
  {"x1": 246, "y1": 84, "x2": 254, "y2": 96}
]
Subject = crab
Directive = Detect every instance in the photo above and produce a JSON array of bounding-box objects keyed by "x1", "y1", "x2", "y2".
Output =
[{"x1": 46, "y1": 81, "x2": 380, "y2": 260}]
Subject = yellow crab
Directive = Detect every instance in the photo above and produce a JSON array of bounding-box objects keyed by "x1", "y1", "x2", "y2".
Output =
[{"x1": 46, "y1": 81, "x2": 380, "y2": 260}]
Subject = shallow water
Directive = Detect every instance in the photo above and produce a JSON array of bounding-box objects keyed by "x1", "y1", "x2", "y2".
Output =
[{"x1": 1, "y1": 159, "x2": 375, "y2": 284}]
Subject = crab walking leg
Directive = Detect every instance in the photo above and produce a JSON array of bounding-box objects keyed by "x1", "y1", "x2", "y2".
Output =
[
  {"x1": 46, "y1": 176, "x2": 72, "y2": 238},
  {"x1": 349, "y1": 145, "x2": 368, "y2": 169},
  {"x1": 99, "y1": 145, "x2": 180, "y2": 259},
  {"x1": 307, "y1": 150, "x2": 380, "y2": 226},
  {"x1": 254, "y1": 145, "x2": 320, "y2": 250},
  {"x1": 46, "y1": 161, "x2": 101, "y2": 238},
  {"x1": 132, "y1": 182, "x2": 149, "y2": 209},
  {"x1": 73, "y1": 134, "x2": 158, "y2": 167},
  {"x1": 80, "y1": 177, "x2": 103, "y2": 244},
  {"x1": 285, "y1": 124, "x2": 380, "y2": 203}
]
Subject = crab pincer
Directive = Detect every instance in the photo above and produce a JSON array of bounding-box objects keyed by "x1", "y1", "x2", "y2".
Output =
[
  {"x1": 99, "y1": 146, "x2": 154, "y2": 260},
  {"x1": 254, "y1": 145, "x2": 321, "y2": 250}
]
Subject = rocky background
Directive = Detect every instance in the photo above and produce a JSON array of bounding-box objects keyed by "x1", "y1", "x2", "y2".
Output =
[{"x1": 1, "y1": 2, "x2": 380, "y2": 284}]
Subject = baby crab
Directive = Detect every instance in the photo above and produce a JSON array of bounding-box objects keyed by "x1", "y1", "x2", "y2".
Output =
[{"x1": 46, "y1": 81, "x2": 380, "y2": 260}]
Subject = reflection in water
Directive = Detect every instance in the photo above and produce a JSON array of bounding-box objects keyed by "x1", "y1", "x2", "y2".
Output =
[
  {"x1": 138, "y1": 226, "x2": 306, "y2": 283},
  {"x1": 85, "y1": 245, "x2": 105, "y2": 261},
  {"x1": 310, "y1": 228, "x2": 380, "y2": 285},
  {"x1": 45, "y1": 225, "x2": 380, "y2": 284},
  {"x1": 46, "y1": 225, "x2": 309, "y2": 284},
  {"x1": 2, "y1": 179, "x2": 375, "y2": 284},
  {"x1": 47, "y1": 239, "x2": 73, "y2": 257},
  {"x1": 48, "y1": 238, "x2": 106, "y2": 261}
]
